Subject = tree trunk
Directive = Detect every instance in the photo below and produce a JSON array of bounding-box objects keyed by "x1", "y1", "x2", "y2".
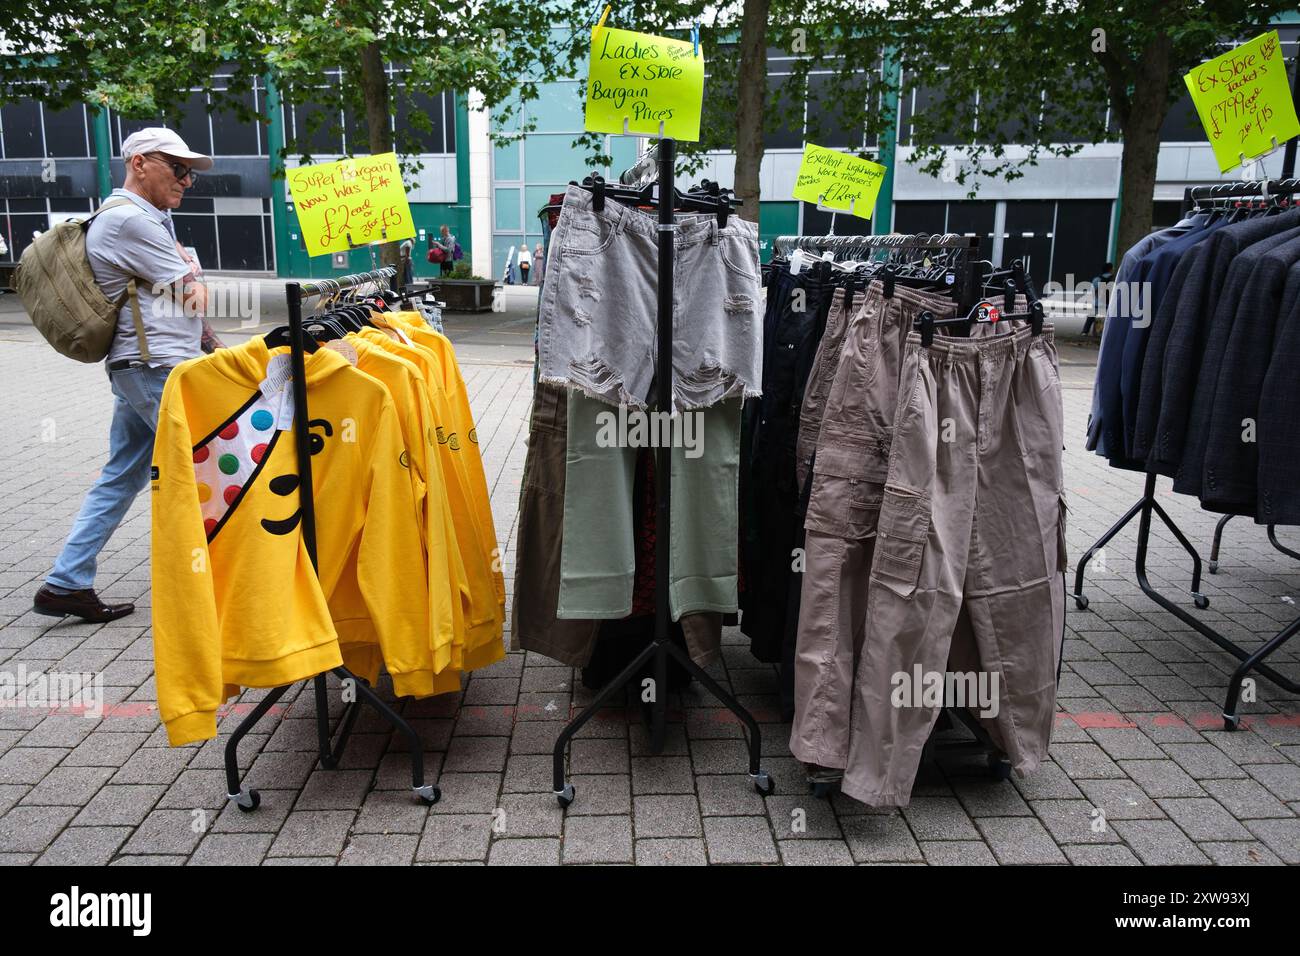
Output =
[
  {"x1": 360, "y1": 38, "x2": 399, "y2": 269},
  {"x1": 1114, "y1": 32, "x2": 1172, "y2": 257},
  {"x1": 734, "y1": 0, "x2": 770, "y2": 224}
]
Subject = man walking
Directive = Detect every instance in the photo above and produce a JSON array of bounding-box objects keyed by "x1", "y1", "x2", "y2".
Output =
[{"x1": 34, "y1": 128, "x2": 217, "y2": 623}]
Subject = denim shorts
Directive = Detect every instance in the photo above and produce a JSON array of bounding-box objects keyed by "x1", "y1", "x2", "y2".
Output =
[{"x1": 537, "y1": 184, "x2": 762, "y2": 413}]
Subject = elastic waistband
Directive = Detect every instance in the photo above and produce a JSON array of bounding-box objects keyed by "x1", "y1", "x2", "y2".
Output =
[
  {"x1": 907, "y1": 323, "x2": 1055, "y2": 362},
  {"x1": 560, "y1": 183, "x2": 758, "y2": 246}
]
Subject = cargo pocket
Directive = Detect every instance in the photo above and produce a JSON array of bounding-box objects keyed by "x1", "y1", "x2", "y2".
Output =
[
  {"x1": 871, "y1": 487, "x2": 931, "y2": 598},
  {"x1": 1056, "y1": 493, "x2": 1069, "y2": 573}
]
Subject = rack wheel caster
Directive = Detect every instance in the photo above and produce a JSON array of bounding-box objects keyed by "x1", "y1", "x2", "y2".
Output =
[
  {"x1": 987, "y1": 755, "x2": 1012, "y2": 781},
  {"x1": 1223, "y1": 713, "x2": 1240, "y2": 732},
  {"x1": 319, "y1": 755, "x2": 338, "y2": 770},
  {"x1": 555, "y1": 784, "x2": 575, "y2": 808},
  {"x1": 752, "y1": 772, "x2": 775, "y2": 797},
  {"x1": 413, "y1": 784, "x2": 440, "y2": 805},
  {"x1": 230, "y1": 788, "x2": 260, "y2": 813},
  {"x1": 1073, "y1": 594, "x2": 1089, "y2": 611},
  {"x1": 1208, "y1": 560, "x2": 1219, "y2": 574},
  {"x1": 1193, "y1": 593, "x2": 1210, "y2": 610},
  {"x1": 809, "y1": 780, "x2": 837, "y2": 799}
]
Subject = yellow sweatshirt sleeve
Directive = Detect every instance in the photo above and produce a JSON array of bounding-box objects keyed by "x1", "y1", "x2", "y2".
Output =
[
  {"x1": 357, "y1": 395, "x2": 436, "y2": 695},
  {"x1": 409, "y1": 375, "x2": 458, "y2": 671},
  {"x1": 150, "y1": 375, "x2": 225, "y2": 746}
]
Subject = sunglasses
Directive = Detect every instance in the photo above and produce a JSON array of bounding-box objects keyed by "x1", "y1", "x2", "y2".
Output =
[{"x1": 145, "y1": 153, "x2": 199, "y2": 183}]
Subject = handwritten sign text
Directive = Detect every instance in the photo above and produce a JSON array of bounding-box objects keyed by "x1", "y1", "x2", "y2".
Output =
[
  {"x1": 287, "y1": 152, "x2": 416, "y2": 256},
  {"x1": 1184, "y1": 31, "x2": 1300, "y2": 173}
]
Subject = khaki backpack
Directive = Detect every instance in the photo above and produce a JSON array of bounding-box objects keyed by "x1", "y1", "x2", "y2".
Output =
[{"x1": 13, "y1": 198, "x2": 150, "y2": 363}]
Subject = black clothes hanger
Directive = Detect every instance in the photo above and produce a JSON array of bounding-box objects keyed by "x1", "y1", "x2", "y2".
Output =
[{"x1": 264, "y1": 325, "x2": 319, "y2": 353}]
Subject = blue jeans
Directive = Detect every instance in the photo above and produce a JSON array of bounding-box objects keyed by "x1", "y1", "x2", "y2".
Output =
[{"x1": 47, "y1": 365, "x2": 172, "y2": 591}]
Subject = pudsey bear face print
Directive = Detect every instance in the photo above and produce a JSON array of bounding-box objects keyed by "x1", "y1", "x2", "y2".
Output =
[{"x1": 261, "y1": 418, "x2": 334, "y2": 537}]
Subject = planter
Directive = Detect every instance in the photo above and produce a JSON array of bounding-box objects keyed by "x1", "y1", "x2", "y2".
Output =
[{"x1": 427, "y1": 278, "x2": 498, "y2": 313}]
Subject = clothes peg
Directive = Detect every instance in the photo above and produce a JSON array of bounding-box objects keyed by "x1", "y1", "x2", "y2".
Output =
[{"x1": 691, "y1": 23, "x2": 699, "y2": 56}]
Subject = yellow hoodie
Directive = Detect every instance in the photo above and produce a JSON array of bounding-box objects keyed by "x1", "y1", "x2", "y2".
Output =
[
  {"x1": 346, "y1": 336, "x2": 465, "y2": 695},
  {"x1": 357, "y1": 325, "x2": 503, "y2": 671},
  {"x1": 151, "y1": 338, "x2": 432, "y2": 746}
]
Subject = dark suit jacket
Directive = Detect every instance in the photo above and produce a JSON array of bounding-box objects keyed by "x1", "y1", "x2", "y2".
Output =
[
  {"x1": 1198, "y1": 234, "x2": 1300, "y2": 515},
  {"x1": 1140, "y1": 208, "x2": 1300, "y2": 477},
  {"x1": 1256, "y1": 259, "x2": 1300, "y2": 525},
  {"x1": 1174, "y1": 222, "x2": 1300, "y2": 499}
]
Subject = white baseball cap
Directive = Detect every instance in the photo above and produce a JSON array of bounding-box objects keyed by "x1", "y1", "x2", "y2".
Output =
[{"x1": 121, "y1": 127, "x2": 214, "y2": 171}]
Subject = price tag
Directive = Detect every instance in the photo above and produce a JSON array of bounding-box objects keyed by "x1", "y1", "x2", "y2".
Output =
[
  {"x1": 585, "y1": 21, "x2": 704, "y2": 141},
  {"x1": 792, "y1": 143, "x2": 887, "y2": 221},
  {"x1": 1184, "y1": 30, "x2": 1300, "y2": 173}
]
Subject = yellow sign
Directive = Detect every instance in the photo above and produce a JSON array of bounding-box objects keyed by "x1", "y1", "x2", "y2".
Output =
[
  {"x1": 286, "y1": 152, "x2": 416, "y2": 256},
  {"x1": 792, "y1": 144, "x2": 887, "y2": 220},
  {"x1": 585, "y1": 25, "x2": 704, "y2": 141},
  {"x1": 1184, "y1": 30, "x2": 1300, "y2": 173}
]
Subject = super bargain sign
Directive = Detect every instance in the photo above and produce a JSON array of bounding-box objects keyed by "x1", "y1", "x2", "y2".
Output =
[
  {"x1": 1184, "y1": 31, "x2": 1300, "y2": 173},
  {"x1": 287, "y1": 152, "x2": 416, "y2": 256}
]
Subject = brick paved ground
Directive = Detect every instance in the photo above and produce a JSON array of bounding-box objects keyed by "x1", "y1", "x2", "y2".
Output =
[{"x1": 0, "y1": 315, "x2": 1297, "y2": 865}]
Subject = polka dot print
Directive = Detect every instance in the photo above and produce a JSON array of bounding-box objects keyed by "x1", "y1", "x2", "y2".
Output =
[{"x1": 192, "y1": 389, "x2": 284, "y2": 541}]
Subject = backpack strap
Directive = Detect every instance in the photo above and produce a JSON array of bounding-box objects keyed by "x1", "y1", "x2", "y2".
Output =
[
  {"x1": 126, "y1": 278, "x2": 151, "y2": 363},
  {"x1": 79, "y1": 197, "x2": 137, "y2": 229}
]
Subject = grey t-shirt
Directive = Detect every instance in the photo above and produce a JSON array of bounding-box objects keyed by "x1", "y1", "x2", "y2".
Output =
[{"x1": 88, "y1": 189, "x2": 200, "y2": 368}]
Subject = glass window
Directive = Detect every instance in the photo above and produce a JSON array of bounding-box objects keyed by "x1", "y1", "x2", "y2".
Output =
[
  {"x1": 173, "y1": 214, "x2": 218, "y2": 269},
  {"x1": 495, "y1": 138, "x2": 521, "y2": 180},
  {"x1": 291, "y1": 96, "x2": 344, "y2": 156},
  {"x1": 443, "y1": 92, "x2": 457, "y2": 152},
  {"x1": 609, "y1": 136, "x2": 640, "y2": 177},
  {"x1": 495, "y1": 187, "x2": 521, "y2": 230},
  {"x1": 175, "y1": 91, "x2": 212, "y2": 156},
  {"x1": 523, "y1": 133, "x2": 596, "y2": 181},
  {"x1": 210, "y1": 90, "x2": 260, "y2": 155},
  {"x1": 42, "y1": 103, "x2": 90, "y2": 157},
  {"x1": 1049, "y1": 199, "x2": 1112, "y2": 289},
  {"x1": 806, "y1": 72, "x2": 874, "y2": 149},
  {"x1": 526, "y1": 81, "x2": 585, "y2": 133},
  {"x1": 893, "y1": 201, "x2": 947, "y2": 235},
  {"x1": 7, "y1": 212, "x2": 48, "y2": 260},
  {"x1": 1159, "y1": 93, "x2": 1203, "y2": 142},
  {"x1": 945, "y1": 200, "x2": 996, "y2": 262},
  {"x1": 217, "y1": 214, "x2": 267, "y2": 270},
  {"x1": 2, "y1": 101, "x2": 43, "y2": 158},
  {"x1": 1002, "y1": 200, "x2": 1055, "y2": 287},
  {"x1": 764, "y1": 74, "x2": 805, "y2": 149},
  {"x1": 526, "y1": 185, "x2": 566, "y2": 223},
  {"x1": 396, "y1": 87, "x2": 448, "y2": 154}
]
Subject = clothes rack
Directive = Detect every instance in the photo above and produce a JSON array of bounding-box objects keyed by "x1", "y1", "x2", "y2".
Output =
[
  {"x1": 1073, "y1": 176, "x2": 1300, "y2": 730},
  {"x1": 223, "y1": 265, "x2": 441, "y2": 812},
  {"x1": 551, "y1": 139, "x2": 776, "y2": 807}
]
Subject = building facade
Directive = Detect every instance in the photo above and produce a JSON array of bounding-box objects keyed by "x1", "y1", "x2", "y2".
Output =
[{"x1": 2, "y1": 20, "x2": 1297, "y2": 287}]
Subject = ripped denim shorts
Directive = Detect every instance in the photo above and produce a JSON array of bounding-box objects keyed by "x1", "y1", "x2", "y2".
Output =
[{"x1": 537, "y1": 183, "x2": 763, "y2": 412}]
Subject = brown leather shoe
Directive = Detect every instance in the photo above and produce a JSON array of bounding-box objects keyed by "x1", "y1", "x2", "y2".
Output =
[{"x1": 33, "y1": 585, "x2": 134, "y2": 623}]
